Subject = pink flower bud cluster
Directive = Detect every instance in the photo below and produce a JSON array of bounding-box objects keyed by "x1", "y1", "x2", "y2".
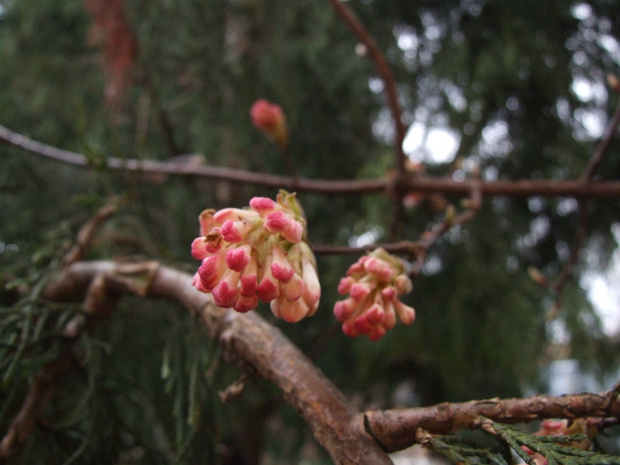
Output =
[
  {"x1": 520, "y1": 419, "x2": 597, "y2": 465},
  {"x1": 250, "y1": 99, "x2": 289, "y2": 149},
  {"x1": 334, "y1": 248, "x2": 414, "y2": 341},
  {"x1": 191, "y1": 191, "x2": 320, "y2": 323}
]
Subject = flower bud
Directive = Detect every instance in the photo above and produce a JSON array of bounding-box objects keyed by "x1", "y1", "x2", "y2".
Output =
[
  {"x1": 191, "y1": 191, "x2": 319, "y2": 322},
  {"x1": 250, "y1": 99, "x2": 289, "y2": 149},
  {"x1": 334, "y1": 248, "x2": 414, "y2": 341}
]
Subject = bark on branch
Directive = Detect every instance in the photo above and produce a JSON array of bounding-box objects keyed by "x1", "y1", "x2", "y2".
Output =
[
  {"x1": 41, "y1": 260, "x2": 393, "y2": 465},
  {"x1": 3, "y1": 124, "x2": 620, "y2": 199},
  {"x1": 37, "y1": 260, "x2": 620, "y2": 464},
  {"x1": 363, "y1": 392, "x2": 620, "y2": 452}
]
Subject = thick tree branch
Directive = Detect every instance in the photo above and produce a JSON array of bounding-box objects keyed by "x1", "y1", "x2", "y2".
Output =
[
  {"x1": 3, "y1": 124, "x2": 620, "y2": 199},
  {"x1": 41, "y1": 260, "x2": 393, "y2": 465},
  {"x1": 363, "y1": 391, "x2": 620, "y2": 452},
  {"x1": 37, "y1": 260, "x2": 620, "y2": 463}
]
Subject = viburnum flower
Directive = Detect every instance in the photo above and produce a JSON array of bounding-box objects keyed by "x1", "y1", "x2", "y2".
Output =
[
  {"x1": 250, "y1": 99, "x2": 289, "y2": 149},
  {"x1": 191, "y1": 191, "x2": 320, "y2": 323},
  {"x1": 334, "y1": 248, "x2": 415, "y2": 341},
  {"x1": 520, "y1": 418, "x2": 597, "y2": 465}
]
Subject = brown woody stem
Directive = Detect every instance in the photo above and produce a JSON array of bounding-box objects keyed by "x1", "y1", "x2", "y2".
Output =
[
  {"x1": 41, "y1": 261, "x2": 393, "y2": 465},
  {"x1": 363, "y1": 391, "x2": 620, "y2": 452}
]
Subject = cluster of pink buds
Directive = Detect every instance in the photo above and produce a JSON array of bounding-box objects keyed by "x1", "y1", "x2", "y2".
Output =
[
  {"x1": 334, "y1": 248, "x2": 415, "y2": 341},
  {"x1": 250, "y1": 99, "x2": 289, "y2": 149},
  {"x1": 520, "y1": 419, "x2": 597, "y2": 465},
  {"x1": 191, "y1": 191, "x2": 320, "y2": 323}
]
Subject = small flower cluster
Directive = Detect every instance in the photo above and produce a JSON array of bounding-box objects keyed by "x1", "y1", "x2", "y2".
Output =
[
  {"x1": 250, "y1": 99, "x2": 289, "y2": 149},
  {"x1": 334, "y1": 248, "x2": 415, "y2": 341},
  {"x1": 191, "y1": 191, "x2": 320, "y2": 322},
  {"x1": 521, "y1": 419, "x2": 597, "y2": 465}
]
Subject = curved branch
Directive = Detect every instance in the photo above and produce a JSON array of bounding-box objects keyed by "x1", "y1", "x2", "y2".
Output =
[
  {"x1": 325, "y1": 0, "x2": 407, "y2": 174},
  {"x1": 8, "y1": 259, "x2": 620, "y2": 462},
  {"x1": 41, "y1": 260, "x2": 393, "y2": 465},
  {"x1": 0, "y1": 123, "x2": 386, "y2": 194},
  {"x1": 4, "y1": 124, "x2": 620, "y2": 199},
  {"x1": 363, "y1": 391, "x2": 620, "y2": 452}
]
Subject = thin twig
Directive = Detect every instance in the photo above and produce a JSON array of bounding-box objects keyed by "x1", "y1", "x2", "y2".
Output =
[
  {"x1": 311, "y1": 240, "x2": 421, "y2": 256},
  {"x1": 63, "y1": 201, "x2": 121, "y2": 266},
  {"x1": 581, "y1": 98, "x2": 620, "y2": 182},
  {"x1": 550, "y1": 200, "x2": 589, "y2": 297},
  {"x1": 3, "y1": 124, "x2": 620, "y2": 199},
  {"x1": 546, "y1": 97, "x2": 620, "y2": 311},
  {"x1": 409, "y1": 175, "x2": 482, "y2": 278},
  {"x1": 325, "y1": 0, "x2": 409, "y2": 242},
  {"x1": 325, "y1": 0, "x2": 407, "y2": 175}
]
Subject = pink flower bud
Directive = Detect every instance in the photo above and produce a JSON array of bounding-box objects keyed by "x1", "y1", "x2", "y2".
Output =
[
  {"x1": 350, "y1": 282, "x2": 375, "y2": 302},
  {"x1": 250, "y1": 197, "x2": 278, "y2": 216},
  {"x1": 346, "y1": 256, "x2": 368, "y2": 276},
  {"x1": 382, "y1": 286, "x2": 397, "y2": 300},
  {"x1": 383, "y1": 300, "x2": 397, "y2": 330},
  {"x1": 281, "y1": 218, "x2": 303, "y2": 243},
  {"x1": 365, "y1": 303, "x2": 385, "y2": 325},
  {"x1": 270, "y1": 298, "x2": 282, "y2": 319},
  {"x1": 226, "y1": 244, "x2": 252, "y2": 271},
  {"x1": 270, "y1": 245, "x2": 294, "y2": 283},
  {"x1": 239, "y1": 254, "x2": 258, "y2": 297},
  {"x1": 221, "y1": 219, "x2": 253, "y2": 243},
  {"x1": 213, "y1": 208, "x2": 248, "y2": 223},
  {"x1": 337, "y1": 277, "x2": 354, "y2": 295},
  {"x1": 273, "y1": 299, "x2": 310, "y2": 323},
  {"x1": 198, "y1": 254, "x2": 227, "y2": 291},
  {"x1": 192, "y1": 272, "x2": 208, "y2": 293},
  {"x1": 395, "y1": 274, "x2": 412, "y2": 294},
  {"x1": 256, "y1": 247, "x2": 280, "y2": 302},
  {"x1": 191, "y1": 237, "x2": 209, "y2": 260},
  {"x1": 368, "y1": 326, "x2": 386, "y2": 342},
  {"x1": 234, "y1": 294, "x2": 259, "y2": 313},
  {"x1": 250, "y1": 99, "x2": 289, "y2": 148},
  {"x1": 199, "y1": 209, "x2": 217, "y2": 236},
  {"x1": 342, "y1": 321, "x2": 358, "y2": 338},
  {"x1": 212, "y1": 269, "x2": 241, "y2": 308},
  {"x1": 257, "y1": 277, "x2": 279, "y2": 302},
  {"x1": 239, "y1": 273, "x2": 258, "y2": 297},
  {"x1": 281, "y1": 273, "x2": 304, "y2": 301},
  {"x1": 334, "y1": 298, "x2": 357, "y2": 321},
  {"x1": 393, "y1": 300, "x2": 415, "y2": 325},
  {"x1": 353, "y1": 315, "x2": 374, "y2": 335},
  {"x1": 264, "y1": 211, "x2": 291, "y2": 234},
  {"x1": 364, "y1": 256, "x2": 394, "y2": 282},
  {"x1": 302, "y1": 258, "x2": 321, "y2": 308}
]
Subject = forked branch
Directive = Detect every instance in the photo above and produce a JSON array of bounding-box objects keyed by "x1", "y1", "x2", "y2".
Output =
[{"x1": 28, "y1": 260, "x2": 620, "y2": 464}]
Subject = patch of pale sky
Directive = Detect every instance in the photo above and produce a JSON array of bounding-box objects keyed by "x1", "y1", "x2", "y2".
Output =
[
  {"x1": 582, "y1": 223, "x2": 620, "y2": 336},
  {"x1": 394, "y1": 3, "x2": 619, "y2": 337}
]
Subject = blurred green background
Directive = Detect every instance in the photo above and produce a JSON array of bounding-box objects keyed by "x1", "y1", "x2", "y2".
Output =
[{"x1": 1, "y1": 0, "x2": 620, "y2": 463}]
